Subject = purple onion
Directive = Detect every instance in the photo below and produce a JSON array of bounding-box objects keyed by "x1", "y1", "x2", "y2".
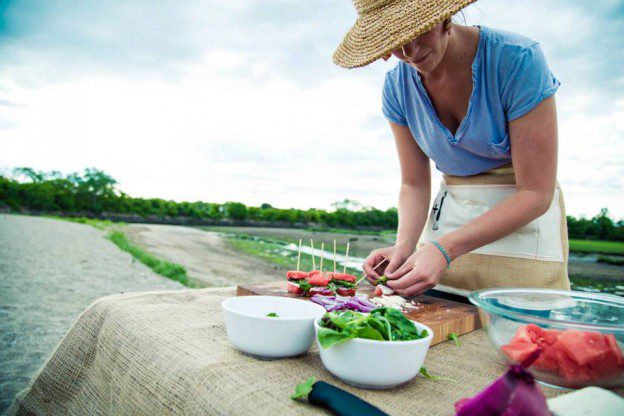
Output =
[
  {"x1": 311, "y1": 294, "x2": 376, "y2": 313},
  {"x1": 454, "y1": 350, "x2": 550, "y2": 416}
]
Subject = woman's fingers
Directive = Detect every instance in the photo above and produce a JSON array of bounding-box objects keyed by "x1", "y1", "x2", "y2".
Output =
[
  {"x1": 387, "y1": 270, "x2": 434, "y2": 296},
  {"x1": 385, "y1": 258, "x2": 412, "y2": 280},
  {"x1": 362, "y1": 252, "x2": 385, "y2": 280},
  {"x1": 395, "y1": 280, "x2": 433, "y2": 297},
  {"x1": 386, "y1": 269, "x2": 422, "y2": 290}
]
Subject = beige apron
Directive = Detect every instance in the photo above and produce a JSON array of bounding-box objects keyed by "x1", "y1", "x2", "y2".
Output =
[{"x1": 418, "y1": 165, "x2": 571, "y2": 291}]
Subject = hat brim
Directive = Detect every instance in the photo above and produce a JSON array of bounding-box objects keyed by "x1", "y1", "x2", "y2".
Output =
[{"x1": 333, "y1": 0, "x2": 477, "y2": 69}]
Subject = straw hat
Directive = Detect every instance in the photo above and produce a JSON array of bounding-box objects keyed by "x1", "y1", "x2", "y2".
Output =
[{"x1": 333, "y1": 0, "x2": 477, "y2": 68}]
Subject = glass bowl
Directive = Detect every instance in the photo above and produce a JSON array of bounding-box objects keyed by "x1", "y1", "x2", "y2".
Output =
[{"x1": 469, "y1": 288, "x2": 624, "y2": 389}]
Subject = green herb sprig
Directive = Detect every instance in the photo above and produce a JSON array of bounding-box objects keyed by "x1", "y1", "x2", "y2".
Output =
[
  {"x1": 419, "y1": 367, "x2": 455, "y2": 382},
  {"x1": 291, "y1": 377, "x2": 316, "y2": 400},
  {"x1": 448, "y1": 332, "x2": 460, "y2": 346},
  {"x1": 266, "y1": 312, "x2": 279, "y2": 317}
]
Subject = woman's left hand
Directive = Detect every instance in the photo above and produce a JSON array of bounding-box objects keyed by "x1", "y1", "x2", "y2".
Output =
[{"x1": 384, "y1": 243, "x2": 448, "y2": 296}]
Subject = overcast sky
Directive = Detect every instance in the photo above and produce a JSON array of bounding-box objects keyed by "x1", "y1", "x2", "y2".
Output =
[{"x1": 1, "y1": 0, "x2": 623, "y2": 218}]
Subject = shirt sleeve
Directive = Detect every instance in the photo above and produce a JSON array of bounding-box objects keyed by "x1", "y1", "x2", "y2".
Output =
[
  {"x1": 501, "y1": 43, "x2": 560, "y2": 121},
  {"x1": 382, "y1": 72, "x2": 408, "y2": 126}
]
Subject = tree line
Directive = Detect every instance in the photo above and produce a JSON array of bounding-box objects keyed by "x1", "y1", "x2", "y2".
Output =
[
  {"x1": 1, "y1": 167, "x2": 623, "y2": 240},
  {"x1": 0, "y1": 168, "x2": 397, "y2": 228}
]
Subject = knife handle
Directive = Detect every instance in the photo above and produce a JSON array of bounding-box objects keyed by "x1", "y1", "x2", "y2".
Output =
[{"x1": 308, "y1": 381, "x2": 389, "y2": 416}]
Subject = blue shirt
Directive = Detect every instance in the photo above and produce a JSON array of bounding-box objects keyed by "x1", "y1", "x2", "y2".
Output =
[{"x1": 382, "y1": 26, "x2": 560, "y2": 176}]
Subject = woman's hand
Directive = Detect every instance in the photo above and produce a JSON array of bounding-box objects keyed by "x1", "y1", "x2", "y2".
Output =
[
  {"x1": 362, "y1": 244, "x2": 414, "y2": 284},
  {"x1": 385, "y1": 243, "x2": 448, "y2": 296}
]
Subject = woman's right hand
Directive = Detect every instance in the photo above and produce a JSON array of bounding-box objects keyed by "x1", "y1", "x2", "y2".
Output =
[{"x1": 362, "y1": 244, "x2": 414, "y2": 284}]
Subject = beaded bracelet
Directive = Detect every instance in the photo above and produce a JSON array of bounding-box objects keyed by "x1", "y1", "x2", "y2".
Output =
[{"x1": 432, "y1": 240, "x2": 452, "y2": 269}]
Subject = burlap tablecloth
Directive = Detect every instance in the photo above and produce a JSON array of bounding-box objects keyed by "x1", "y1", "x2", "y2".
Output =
[{"x1": 9, "y1": 287, "x2": 624, "y2": 415}]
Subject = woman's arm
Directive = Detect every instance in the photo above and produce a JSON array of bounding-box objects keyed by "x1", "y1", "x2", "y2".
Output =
[
  {"x1": 386, "y1": 96, "x2": 559, "y2": 295},
  {"x1": 394, "y1": 123, "x2": 432, "y2": 252},
  {"x1": 362, "y1": 122, "x2": 431, "y2": 280}
]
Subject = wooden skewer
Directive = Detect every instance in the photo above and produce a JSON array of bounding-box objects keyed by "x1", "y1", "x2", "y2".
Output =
[
  {"x1": 333, "y1": 240, "x2": 337, "y2": 273},
  {"x1": 342, "y1": 243, "x2": 350, "y2": 274},
  {"x1": 296, "y1": 238, "x2": 302, "y2": 271},
  {"x1": 320, "y1": 242, "x2": 324, "y2": 272},
  {"x1": 310, "y1": 239, "x2": 316, "y2": 270},
  {"x1": 356, "y1": 257, "x2": 389, "y2": 285}
]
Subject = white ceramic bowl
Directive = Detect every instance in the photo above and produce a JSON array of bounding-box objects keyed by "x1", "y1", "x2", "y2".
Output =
[
  {"x1": 314, "y1": 318, "x2": 433, "y2": 389},
  {"x1": 222, "y1": 296, "x2": 326, "y2": 358}
]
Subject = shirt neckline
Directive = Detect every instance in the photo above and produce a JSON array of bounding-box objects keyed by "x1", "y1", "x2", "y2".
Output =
[{"x1": 409, "y1": 25, "x2": 485, "y2": 143}]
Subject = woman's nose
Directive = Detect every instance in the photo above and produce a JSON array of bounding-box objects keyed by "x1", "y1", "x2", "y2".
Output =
[{"x1": 401, "y1": 42, "x2": 419, "y2": 61}]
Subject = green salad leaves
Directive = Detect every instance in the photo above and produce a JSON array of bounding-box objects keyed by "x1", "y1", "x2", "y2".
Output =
[{"x1": 317, "y1": 308, "x2": 428, "y2": 349}]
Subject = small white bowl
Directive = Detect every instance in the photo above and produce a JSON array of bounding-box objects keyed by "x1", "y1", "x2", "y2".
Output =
[
  {"x1": 314, "y1": 318, "x2": 433, "y2": 389},
  {"x1": 222, "y1": 296, "x2": 326, "y2": 358}
]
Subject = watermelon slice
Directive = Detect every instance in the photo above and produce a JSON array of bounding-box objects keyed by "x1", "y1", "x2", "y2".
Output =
[
  {"x1": 286, "y1": 270, "x2": 308, "y2": 280},
  {"x1": 336, "y1": 287, "x2": 356, "y2": 296},
  {"x1": 286, "y1": 281, "x2": 304, "y2": 295},
  {"x1": 502, "y1": 325, "x2": 624, "y2": 384},
  {"x1": 605, "y1": 334, "x2": 624, "y2": 367},
  {"x1": 501, "y1": 342, "x2": 541, "y2": 364},
  {"x1": 510, "y1": 324, "x2": 544, "y2": 345},
  {"x1": 558, "y1": 330, "x2": 609, "y2": 366},
  {"x1": 308, "y1": 273, "x2": 331, "y2": 286}
]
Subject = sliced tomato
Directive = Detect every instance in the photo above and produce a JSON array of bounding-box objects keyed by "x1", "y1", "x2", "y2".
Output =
[
  {"x1": 286, "y1": 270, "x2": 308, "y2": 280},
  {"x1": 286, "y1": 281, "x2": 304, "y2": 295},
  {"x1": 336, "y1": 288, "x2": 356, "y2": 296},
  {"x1": 308, "y1": 273, "x2": 331, "y2": 286}
]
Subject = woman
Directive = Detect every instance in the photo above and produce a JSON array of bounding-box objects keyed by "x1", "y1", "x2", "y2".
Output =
[{"x1": 334, "y1": 0, "x2": 570, "y2": 295}]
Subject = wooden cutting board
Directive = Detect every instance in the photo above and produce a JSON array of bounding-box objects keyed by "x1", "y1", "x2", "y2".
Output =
[{"x1": 237, "y1": 281, "x2": 481, "y2": 346}]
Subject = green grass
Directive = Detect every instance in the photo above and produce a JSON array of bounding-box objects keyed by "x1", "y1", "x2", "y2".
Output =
[
  {"x1": 304, "y1": 227, "x2": 391, "y2": 236},
  {"x1": 107, "y1": 231, "x2": 195, "y2": 287},
  {"x1": 597, "y1": 256, "x2": 624, "y2": 266},
  {"x1": 52, "y1": 215, "x2": 197, "y2": 287},
  {"x1": 224, "y1": 235, "x2": 361, "y2": 276},
  {"x1": 570, "y1": 276, "x2": 624, "y2": 296},
  {"x1": 569, "y1": 239, "x2": 624, "y2": 255},
  {"x1": 47, "y1": 215, "x2": 115, "y2": 230}
]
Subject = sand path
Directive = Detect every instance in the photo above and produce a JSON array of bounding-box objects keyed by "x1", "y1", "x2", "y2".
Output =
[
  {"x1": 0, "y1": 215, "x2": 183, "y2": 413},
  {"x1": 124, "y1": 224, "x2": 283, "y2": 287}
]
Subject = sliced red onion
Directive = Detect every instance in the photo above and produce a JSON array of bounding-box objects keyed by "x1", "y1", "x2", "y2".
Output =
[
  {"x1": 454, "y1": 350, "x2": 550, "y2": 416},
  {"x1": 311, "y1": 294, "x2": 377, "y2": 313}
]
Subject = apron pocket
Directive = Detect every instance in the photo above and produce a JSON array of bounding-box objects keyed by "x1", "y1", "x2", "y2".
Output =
[{"x1": 421, "y1": 184, "x2": 563, "y2": 262}]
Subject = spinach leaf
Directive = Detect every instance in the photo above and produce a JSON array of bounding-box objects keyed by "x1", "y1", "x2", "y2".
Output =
[
  {"x1": 317, "y1": 326, "x2": 357, "y2": 348},
  {"x1": 366, "y1": 316, "x2": 392, "y2": 341},
  {"x1": 371, "y1": 307, "x2": 426, "y2": 341},
  {"x1": 374, "y1": 276, "x2": 388, "y2": 286},
  {"x1": 330, "y1": 279, "x2": 356, "y2": 288},
  {"x1": 298, "y1": 280, "x2": 312, "y2": 293},
  {"x1": 291, "y1": 377, "x2": 316, "y2": 400},
  {"x1": 354, "y1": 326, "x2": 384, "y2": 341}
]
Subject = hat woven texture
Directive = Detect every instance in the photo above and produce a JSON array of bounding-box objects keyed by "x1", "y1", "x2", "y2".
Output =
[{"x1": 333, "y1": 0, "x2": 477, "y2": 68}]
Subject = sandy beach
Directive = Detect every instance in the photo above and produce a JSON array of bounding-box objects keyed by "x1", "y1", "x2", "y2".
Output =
[{"x1": 0, "y1": 215, "x2": 183, "y2": 413}]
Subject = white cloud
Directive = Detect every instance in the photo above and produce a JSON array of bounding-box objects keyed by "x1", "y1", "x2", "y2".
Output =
[{"x1": 0, "y1": 0, "x2": 622, "y2": 219}]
